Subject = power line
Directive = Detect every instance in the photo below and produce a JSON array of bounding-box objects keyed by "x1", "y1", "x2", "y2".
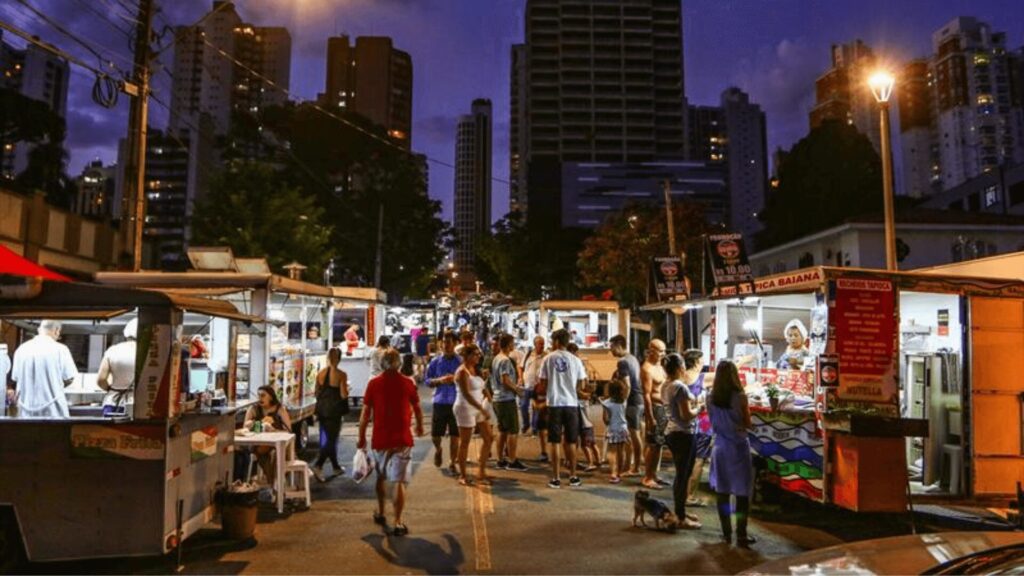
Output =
[
  {"x1": 12, "y1": 0, "x2": 119, "y2": 68},
  {"x1": 0, "y1": 18, "x2": 114, "y2": 80},
  {"x1": 69, "y1": 0, "x2": 133, "y2": 41}
]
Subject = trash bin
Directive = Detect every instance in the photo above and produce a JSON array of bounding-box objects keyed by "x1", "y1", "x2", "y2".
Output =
[{"x1": 218, "y1": 482, "x2": 259, "y2": 539}]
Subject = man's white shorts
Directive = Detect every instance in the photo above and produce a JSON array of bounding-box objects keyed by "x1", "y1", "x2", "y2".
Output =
[{"x1": 372, "y1": 447, "x2": 413, "y2": 484}]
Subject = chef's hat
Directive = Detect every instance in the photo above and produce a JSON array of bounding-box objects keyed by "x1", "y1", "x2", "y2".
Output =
[
  {"x1": 124, "y1": 318, "x2": 138, "y2": 339},
  {"x1": 783, "y1": 318, "x2": 808, "y2": 340}
]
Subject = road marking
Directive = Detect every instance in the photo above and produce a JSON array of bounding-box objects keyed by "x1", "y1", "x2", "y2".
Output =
[{"x1": 466, "y1": 482, "x2": 493, "y2": 571}]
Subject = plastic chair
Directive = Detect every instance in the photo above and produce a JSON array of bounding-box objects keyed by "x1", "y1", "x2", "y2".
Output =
[{"x1": 284, "y1": 460, "x2": 312, "y2": 508}]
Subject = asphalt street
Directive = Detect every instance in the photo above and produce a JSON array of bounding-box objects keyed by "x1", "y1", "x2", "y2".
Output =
[{"x1": 28, "y1": 387, "x2": 918, "y2": 575}]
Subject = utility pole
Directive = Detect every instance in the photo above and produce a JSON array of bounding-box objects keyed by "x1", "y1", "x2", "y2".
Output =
[
  {"x1": 374, "y1": 203, "x2": 384, "y2": 288},
  {"x1": 662, "y1": 179, "x2": 676, "y2": 255},
  {"x1": 123, "y1": 0, "x2": 155, "y2": 271}
]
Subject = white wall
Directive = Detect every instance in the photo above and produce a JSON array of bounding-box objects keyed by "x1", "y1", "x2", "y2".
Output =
[{"x1": 900, "y1": 291, "x2": 962, "y2": 352}]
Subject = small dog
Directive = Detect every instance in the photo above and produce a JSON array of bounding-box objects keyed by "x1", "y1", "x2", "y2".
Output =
[{"x1": 633, "y1": 490, "x2": 680, "y2": 532}]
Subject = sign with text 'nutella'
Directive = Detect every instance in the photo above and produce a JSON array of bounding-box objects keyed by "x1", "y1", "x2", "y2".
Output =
[{"x1": 829, "y1": 278, "x2": 897, "y2": 404}]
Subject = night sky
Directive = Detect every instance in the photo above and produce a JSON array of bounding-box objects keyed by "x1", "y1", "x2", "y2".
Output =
[{"x1": 3, "y1": 0, "x2": 1023, "y2": 223}]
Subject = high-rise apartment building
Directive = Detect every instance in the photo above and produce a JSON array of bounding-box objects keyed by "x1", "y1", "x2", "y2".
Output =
[
  {"x1": 453, "y1": 99, "x2": 492, "y2": 271},
  {"x1": 721, "y1": 87, "x2": 768, "y2": 245},
  {"x1": 318, "y1": 36, "x2": 413, "y2": 149},
  {"x1": 0, "y1": 30, "x2": 69, "y2": 179},
  {"x1": 170, "y1": 1, "x2": 291, "y2": 136},
  {"x1": 809, "y1": 40, "x2": 881, "y2": 153},
  {"x1": 929, "y1": 17, "x2": 1024, "y2": 190},
  {"x1": 114, "y1": 118, "x2": 214, "y2": 269},
  {"x1": 516, "y1": 0, "x2": 687, "y2": 225},
  {"x1": 509, "y1": 43, "x2": 528, "y2": 215},
  {"x1": 897, "y1": 59, "x2": 939, "y2": 199},
  {"x1": 73, "y1": 160, "x2": 116, "y2": 219},
  {"x1": 687, "y1": 88, "x2": 768, "y2": 246}
]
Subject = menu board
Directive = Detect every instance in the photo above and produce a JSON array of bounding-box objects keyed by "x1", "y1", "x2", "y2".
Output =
[
  {"x1": 704, "y1": 233, "x2": 754, "y2": 296},
  {"x1": 650, "y1": 256, "x2": 689, "y2": 301},
  {"x1": 829, "y1": 278, "x2": 897, "y2": 404}
]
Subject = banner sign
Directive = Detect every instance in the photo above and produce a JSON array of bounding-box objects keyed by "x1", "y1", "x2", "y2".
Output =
[
  {"x1": 71, "y1": 424, "x2": 165, "y2": 460},
  {"x1": 133, "y1": 324, "x2": 182, "y2": 420},
  {"x1": 650, "y1": 256, "x2": 689, "y2": 301},
  {"x1": 705, "y1": 233, "x2": 754, "y2": 296},
  {"x1": 190, "y1": 426, "x2": 218, "y2": 463},
  {"x1": 829, "y1": 278, "x2": 898, "y2": 404},
  {"x1": 818, "y1": 354, "x2": 840, "y2": 388}
]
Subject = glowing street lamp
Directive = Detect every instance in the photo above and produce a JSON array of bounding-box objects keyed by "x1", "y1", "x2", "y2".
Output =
[{"x1": 869, "y1": 70, "x2": 897, "y2": 271}]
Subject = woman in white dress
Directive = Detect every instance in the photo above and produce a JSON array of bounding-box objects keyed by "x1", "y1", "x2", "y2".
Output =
[{"x1": 454, "y1": 343, "x2": 495, "y2": 486}]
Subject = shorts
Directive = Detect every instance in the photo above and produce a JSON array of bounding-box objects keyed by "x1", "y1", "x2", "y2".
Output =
[
  {"x1": 626, "y1": 404, "x2": 644, "y2": 431},
  {"x1": 373, "y1": 446, "x2": 413, "y2": 484},
  {"x1": 694, "y1": 432, "x2": 713, "y2": 459},
  {"x1": 581, "y1": 426, "x2": 596, "y2": 449},
  {"x1": 494, "y1": 400, "x2": 520, "y2": 434},
  {"x1": 645, "y1": 404, "x2": 668, "y2": 446},
  {"x1": 547, "y1": 406, "x2": 581, "y2": 444},
  {"x1": 606, "y1": 428, "x2": 629, "y2": 445},
  {"x1": 454, "y1": 400, "x2": 493, "y2": 429},
  {"x1": 431, "y1": 403, "x2": 459, "y2": 438}
]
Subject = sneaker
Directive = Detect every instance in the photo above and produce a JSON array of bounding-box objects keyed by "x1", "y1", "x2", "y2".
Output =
[
  {"x1": 506, "y1": 460, "x2": 529, "y2": 472},
  {"x1": 496, "y1": 459, "x2": 510, "y2": 470},
  {"x1": 569, "y1": 476, "x2": 582, "y2": 488},
  {"x1": 548, "y1": 478, "x2": 562, "y2": 489},
  {"x1": 311, "y1": 465, "x2": 326, "y2": 483},
  {"x1": 538, "y1": 453, "x2": 550, "y2": 463},
  {"x1": 332, "y1": 465, "x2": 346, "y2": 476}
]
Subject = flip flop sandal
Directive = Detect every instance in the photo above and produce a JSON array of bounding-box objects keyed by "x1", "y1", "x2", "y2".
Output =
[
  {"x1": 373, "y1": 512, "x2": 386, "y2": 526},
  {"x1": 392, "y1": 524, "x2": 409, "y2": 537},
  {"x1": 476, "y1": 477, "x2": 494, "y2": 486},
  {"x1": 686, "y1": 497, "x2": 707, "y2": 507},
  {"x1": 458, "y1": 476, "x2": 475, "y2": 486}
]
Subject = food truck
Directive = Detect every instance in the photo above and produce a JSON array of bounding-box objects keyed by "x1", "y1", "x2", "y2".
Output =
[
  {"x1": 645, "y1": 266, "x2": 1024, "y2": 510},
  {"x1": 329, "y1": 286, "x2": 387, "y2": 400},
  {"x1": 0, "y1": 279, "x2": 262, "y2": 564},
  {"x1": 537, "y1": 300, "x2": 630, "y2": 383},
  {"x1": 94, "y1": 251, "x2": 388, "y2": 446}
]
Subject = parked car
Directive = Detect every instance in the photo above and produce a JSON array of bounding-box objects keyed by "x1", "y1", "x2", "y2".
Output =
[{"x1": 742, "y1": 531, "x2": 1024, "y2": 575}]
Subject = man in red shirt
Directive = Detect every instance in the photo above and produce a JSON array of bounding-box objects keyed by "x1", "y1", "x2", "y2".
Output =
[{"x1": 358, "y1": 349, "x2": 424, "y2": 536}]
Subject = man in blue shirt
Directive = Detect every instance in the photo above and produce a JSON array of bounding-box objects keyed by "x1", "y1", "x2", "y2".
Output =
[{"x1": 425, "y1": 331, "x2": 462, "y2": 473}]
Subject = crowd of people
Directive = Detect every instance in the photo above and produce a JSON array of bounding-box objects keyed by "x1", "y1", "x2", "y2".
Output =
[{"x1": 317, "y1": 326, "x2": 756, "y2": 546}]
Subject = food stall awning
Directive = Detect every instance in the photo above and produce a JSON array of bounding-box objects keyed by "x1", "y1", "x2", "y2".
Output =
[
  {"x1": 95, "y1": 271, "x2": 335, "y2": 298},
  {"x1": 539, "y1": 299, "x2": 621, "y2": 312},
  {"x1": 331, "y1": 286, "x2": 386, "y2": 304},
  {"x1": 0, "y1": 280, "x2": 265, "y2": 324}
]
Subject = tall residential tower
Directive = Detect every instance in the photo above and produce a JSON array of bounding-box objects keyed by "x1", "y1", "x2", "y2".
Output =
[{"x1": 453, "y1": 100, "x2": 493, "y2": 272}]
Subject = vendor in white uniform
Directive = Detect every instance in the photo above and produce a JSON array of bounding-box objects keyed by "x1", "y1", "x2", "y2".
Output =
[
  {"x1": 97, "y1": 318, "x2": 138, "y2": 415},
  {"x1": 11, "y1": 320, "x2": 78, "y2": 418}
]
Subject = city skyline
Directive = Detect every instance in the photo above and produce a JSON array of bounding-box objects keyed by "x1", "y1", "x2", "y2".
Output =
[{"x1": 2, "y1": 0, "x2": 1023, "y2": 224}]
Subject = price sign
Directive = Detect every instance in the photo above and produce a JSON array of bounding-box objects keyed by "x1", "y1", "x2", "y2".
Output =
[{"x1": 705, "y1": 233, "x2": 755, "y2": 294}]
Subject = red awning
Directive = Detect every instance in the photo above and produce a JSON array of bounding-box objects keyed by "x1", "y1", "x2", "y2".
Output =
[{"x1": 0, "y1": 245, "x2": 71, "y2": 281}]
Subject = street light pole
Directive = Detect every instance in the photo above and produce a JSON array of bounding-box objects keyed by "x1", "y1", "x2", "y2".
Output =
[{"x1": 869, "y1": 71, "x2": 897, "y2": 271}]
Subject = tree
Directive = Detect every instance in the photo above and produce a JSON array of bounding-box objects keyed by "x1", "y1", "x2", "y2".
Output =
[
  {"x1": 191, "y1": 163, "x2": 331, "y2": 279},
  {"x1": 576, "y1": 202, "x2": 711, "y2": 307},
  {"x1": 0, "y1": 87, "x2": 74, "y2": 208},
  {"x1": 254, "y1": 103, "x2": 452, "y2": 298},
  {"x1": 757, "y1": 120, "x2": 883, "y2": 248},
  {"x1": 476, "y1": 212, "x2": 589, "y2": 300}
]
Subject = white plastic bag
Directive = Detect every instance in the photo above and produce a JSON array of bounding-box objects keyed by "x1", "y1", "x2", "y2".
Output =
[{"x1": 352, "y1": 448, "x2": 373, "y2": 483}]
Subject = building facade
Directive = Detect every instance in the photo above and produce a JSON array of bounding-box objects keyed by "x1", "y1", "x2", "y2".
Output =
[
  {"x1": 453, "y1": 99, "x2": 492, "y2": 271},
  {"x1": 170, "y1": 1, "x2": 291, "y2": 136},
  {"x1": 809, "y1": 40, "x2": 881, "y2": 153},
  {"x1": 898, "y1": 58, "x2": 940, "y2": 199},
  {"x1": 517, "y1": 0, "x2": 687, "y2": 225},
  {"x1": 72, "y1": 160, "x2": 116, "y2": 219},
  {"x1": 509, "y1": 43, "x2": 528, "y2": 215},
  {"x1": 560, "y1": 161, "x2": 727, "y2": 228},
  {"x1": 749, "y1": 210, "x2": 1024, "y2": 275},
  {"x1": 0, "y1": 30, "x2": 69, "y2": 179},
  {"x1": 930, "y1": 17, "x2": 1024, "y2": 191},
  {"x1": 920, "y1": 161, "x2": 1024, "y2": 216},
  {"x1": 318, "y1": 36, "x2": 413, "y2": 149}
]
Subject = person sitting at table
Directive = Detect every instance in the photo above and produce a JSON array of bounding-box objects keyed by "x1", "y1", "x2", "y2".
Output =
[
  {"x1": 244, "y1": 385, "x2": 293, "y2": 483},
  {"x1": 776, "y1": 319, "x2": 811, "y2": 371}
]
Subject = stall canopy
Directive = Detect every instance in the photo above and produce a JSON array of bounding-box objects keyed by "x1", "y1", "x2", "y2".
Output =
[
  {"x1": 0, "y1": 245, "x2": 70, "y2": 281},
  {"x1": 0, "y1": 280, "x2": 264, "y2": 323}
]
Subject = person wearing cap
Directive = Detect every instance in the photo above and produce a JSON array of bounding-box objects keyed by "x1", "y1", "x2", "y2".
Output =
[
  {"x1": 776, "y1": 319, "x2": 811, "y2": 370},
  {"x1": 97, "y1": 318, "x2": 139, "y2": 416}
]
